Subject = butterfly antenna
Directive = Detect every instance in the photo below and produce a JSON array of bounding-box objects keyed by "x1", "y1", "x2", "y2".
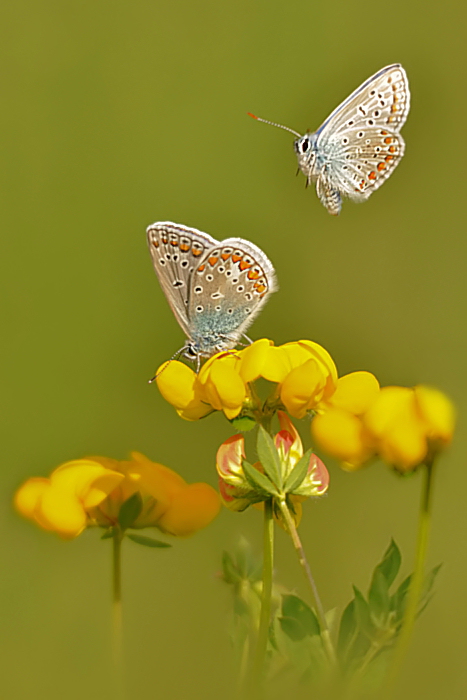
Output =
[
  {"x1": 247, "y1": 113, "x2": 301, "y2": 138},
  {"x1": 148, "y1": 346, "x2": 187, "y2": 383}
]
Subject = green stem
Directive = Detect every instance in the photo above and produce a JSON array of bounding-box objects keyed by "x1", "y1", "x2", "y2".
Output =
[
  {"x1": 387, "y1": 460, "x2": 435, "y2": 686},
  {"x1": 112, "y1": 528, "x2": 125, "y2": 699},
  {"x1": 250, "y1": 498, "x2": 274, "y2": 694},
  {"x1": 277, "y1": 498, "x2": 336, "y2": 665}
]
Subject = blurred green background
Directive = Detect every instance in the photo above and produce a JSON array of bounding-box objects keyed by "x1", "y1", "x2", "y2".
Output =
[{"x1": 2, "y1": 0, "x2": 466, "y2": 698}]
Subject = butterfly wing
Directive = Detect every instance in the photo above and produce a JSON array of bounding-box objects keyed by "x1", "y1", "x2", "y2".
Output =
[
  {"x1": 314, "y1": 65, "x2": 409, "y2": 207},
  {"x1": 316, "y1": 64, "x2": 410, "y2": 139},
  {"x1": 187, "y1": 237, "x2": 277, "y2": 351},
  {"x1": 147, "y1": 221, "x2": 219, "y2": 337}
]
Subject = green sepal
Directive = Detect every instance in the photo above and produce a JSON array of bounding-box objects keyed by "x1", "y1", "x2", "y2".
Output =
[
  {"x1": 230, "y1": 415, "x2": 257, "y2": 432},
  {"x1": 256, "y1": 426, "x2": 282, "y2": 489},
  {"x1": 242, "y1": 459, "x2": 279, "y2": 496},
  {"x1": 100, "y1": 527, "x2": 116, "y2": 540},
  {"x1": 118, "y1": 492, "x2": 143, "y2": 530},
  {"x1": 279, "y1": 595, "x2": 321, "y2": 645},
  {"x1": 283, "y1": 449, "x2": 312, "y2": 494},
  {"x1": 126, "y1": 533, "x2": 171, "y2": 548}
]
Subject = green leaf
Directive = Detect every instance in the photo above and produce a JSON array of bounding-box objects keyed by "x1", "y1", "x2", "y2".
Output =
[
  {"x1": 242, "y1": 459, "x2": 279, "y2": 496},
  {"x1": 368, "y1": 569, "x2": 390, "y2": 623},
  {"x1": 352, "y1": 586, "x2": 373, "y2": 638},
  {"x1": 127, "y1": 534, "x2": 171, "y2": 548},
  {"x1": 337, "y1": 599, "x2": 357, "y2": 657},
  {"x1": 391, "y1": 574, "x2": 411, "y2": 622},
  {"x1": 370, "y1": 539, "x2": 401, "y2": 593},
  {"x1": 256, "y1": 426, "x2": 282, "y2": 488},
  {"x1": 279, "y1": 615, "x2": 308, "y2": 642},
  {"x1": 283, "y1": 449, "x2": 312, "y2": 493},
  {"x1": 117, "y1": 492, "x2": 143, "y2": 530},
  {"x1": 281, "y1": 594, "x2": 320, "y2": 636},
  {"x1": 421, "y1": 563, "x2": 442, "y2": 603},
  {"x1": 222, "y1": 551, "x2": 240, "y2": 584},
  {"x1": 100, "y1": 528, "x2": 116, "y2": 540}
]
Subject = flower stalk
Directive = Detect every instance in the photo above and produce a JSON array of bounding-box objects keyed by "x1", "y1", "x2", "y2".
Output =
[
  {"x1": 276, "y1": 498, "x2": 336, "y2": 665},
  {"x1": 250, "y1": 499, "x2": 274, "y2": 692},
  {"x1": 386, "y1": 459, "x2": 435, "y2": 686},
  {"x1": 112, "y1": 527, "x2": 125, "y2": 700}
]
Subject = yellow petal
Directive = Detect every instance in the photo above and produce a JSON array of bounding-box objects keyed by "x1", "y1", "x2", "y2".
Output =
[
  {"x1": 205, "y1": 360, "x2": 245, "y2": 410},
  {"x1": 239, "y1": 338, "x2": 274, "y2": 383},
  {"x1": 329, "y1": 371, "x2": 380, "y2": 415},
  {"x1": 364, "y1": 387, "x2": 414, "y2": 438},
  {"x1": 414, "y1": 385, "x2": 456, "y2": 443},
  {"x1": 157, "y1": 483, "x2": 221, "y2": 536},
  {"x1": 156, "y1": 361, "x2": 199, "y2": 409},
  {"x1": 14, "y1": 478, "x2": 50, "y2": 521},
  {"x1": 311, "y1": 408, "x2": 374, "y2": 470},
  {"x1": 280, "y1": 358, "x2": 326, "y2": 418}
]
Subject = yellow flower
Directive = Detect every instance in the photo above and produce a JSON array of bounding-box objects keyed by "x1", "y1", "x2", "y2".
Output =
[
  {"x1": 311, "y1": 374, "x2": 455, "y2": 473},
  {"x1": 15, "y1": 452, "x2": 220, "y2": 538},
  {"x1": 155, "y1": 338, "x2": 338, "y2": 423},
  {"x1": 364, "y1": 385, "x2": 455, "y2": 472},
  {"x1": 311, "y1": 371, "x2": 380, "y2": 470}
]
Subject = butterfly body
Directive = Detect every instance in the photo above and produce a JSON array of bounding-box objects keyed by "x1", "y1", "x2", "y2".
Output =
[
  {"x1": 147, "y1": 222, "x2": 277, "y2": 362},
  {"x1": 251, "y1": 64, "x2": 410, "y2": 215}
]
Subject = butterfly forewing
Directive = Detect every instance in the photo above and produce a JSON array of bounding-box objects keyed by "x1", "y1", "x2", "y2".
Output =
[
  {"x1": 147, "y1": 222, "x2": 219, "y2": 336},
  {"x1": 317, "y1": 64, "x2": 410, "y2": 141}
]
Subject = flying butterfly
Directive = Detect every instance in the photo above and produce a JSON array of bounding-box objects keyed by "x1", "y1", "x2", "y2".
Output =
[
  {"x1": 147, "y1": 221, "x2": 277, "y2": 366},
  {"x1": 249, "y1": 64, "x2": 410, "y2": 215}
]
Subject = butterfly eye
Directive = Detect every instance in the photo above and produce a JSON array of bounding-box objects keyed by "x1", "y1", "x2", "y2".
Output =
[{"x1": 299, "y1": 138, "x2": 310, "y2": 154}]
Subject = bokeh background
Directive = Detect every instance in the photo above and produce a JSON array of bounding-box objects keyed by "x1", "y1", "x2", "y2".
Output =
[{"x1": 2, "y1": 1, "x2": 466, "y2": 698}]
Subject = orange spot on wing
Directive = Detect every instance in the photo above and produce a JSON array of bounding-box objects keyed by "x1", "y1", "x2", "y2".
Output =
[
  {"x1": 152, "y1": 240, "x2": 159, "y2": 248},
  {"x1": 180, "y1": 243, "x2": 190, "y2": 252},
  {"x1": 368, "y1": 171, "x2": 377, "y2": 180},
  {"x1": 221, "y1": 253, "x2": 230, "y2": 261},
  {"x1": 389, "y1": 145, "x2": 397, "y2": 153},
  {"x1": 377, "y1": 162, "x2": 386, "y2": 171},
  {"x1": 384, "y1": 137, "x2": 392, "y2": 144},
  {"x1": 247, "y1": 269, "x2": 261, "y2": 280},
  {"x1": 381, "y1": 130, "x2": 388, "y2": 135},
  {"x1": 254, "y1": 283, "x2": 266, "y2": 294},
  {"x1": 385, "y1": 155, "x2": 394, "y2": 162},
  {"x1": 162, "y1": 237, "x2": 168, "y2": 244},
  {"x1": 232, "y1": 254, "x2": 242, "y2": 263},
  {"x1": 391, "y1": 104, "x2": 398, "y2": 113},
  {"x1": 239, "y1": 260, "x2": 252, "y2": 271},
  {"x1": 197, "y1": 264, "x2": 206, "y2": 272},
  {"x1": 192, "y1": 248, "x2": 202, "y2": 257},
  {"x1": 170, "y1": 239, "x2": 179, "y2": 246},
  {"x1": 208, "y1": 256, "x2": 219, "y2": 267},
  {"x1": 388, "y1": 116, "x2": 396, "y2": 123}
]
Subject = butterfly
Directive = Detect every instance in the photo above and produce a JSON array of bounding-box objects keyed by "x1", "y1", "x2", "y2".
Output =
[
  {"x1": 249, "y1": 64, "x2": 410, "y2": 215},
  {"x1": 147, "y1": 221, "x2": 277, "y2": 365}
]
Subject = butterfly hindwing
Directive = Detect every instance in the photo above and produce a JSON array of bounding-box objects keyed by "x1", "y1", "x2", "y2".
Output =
[{"x1": 187, "y1": 237, "x2": 277, "y2": 347}]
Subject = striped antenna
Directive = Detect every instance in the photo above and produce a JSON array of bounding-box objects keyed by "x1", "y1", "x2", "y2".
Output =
[{"x1": 247, "y1": 112, "x2": 301, "y2": 138}]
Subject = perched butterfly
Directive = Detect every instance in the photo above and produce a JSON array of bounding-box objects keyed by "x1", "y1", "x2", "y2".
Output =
[
  {"x1": 249, "y1": 64, "x2": 410, "y2": 215},
  {"x1": 147, "y1": 221, "x2": 277, "y2": 365}
]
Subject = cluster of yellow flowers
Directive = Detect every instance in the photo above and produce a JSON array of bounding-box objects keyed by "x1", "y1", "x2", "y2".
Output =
[
  {"x1": 156, "y1": 338, "x2": 455, "y2": 473},
  {"x1": 14, "y1": 452, "x2": 220, "y2": 539}
]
